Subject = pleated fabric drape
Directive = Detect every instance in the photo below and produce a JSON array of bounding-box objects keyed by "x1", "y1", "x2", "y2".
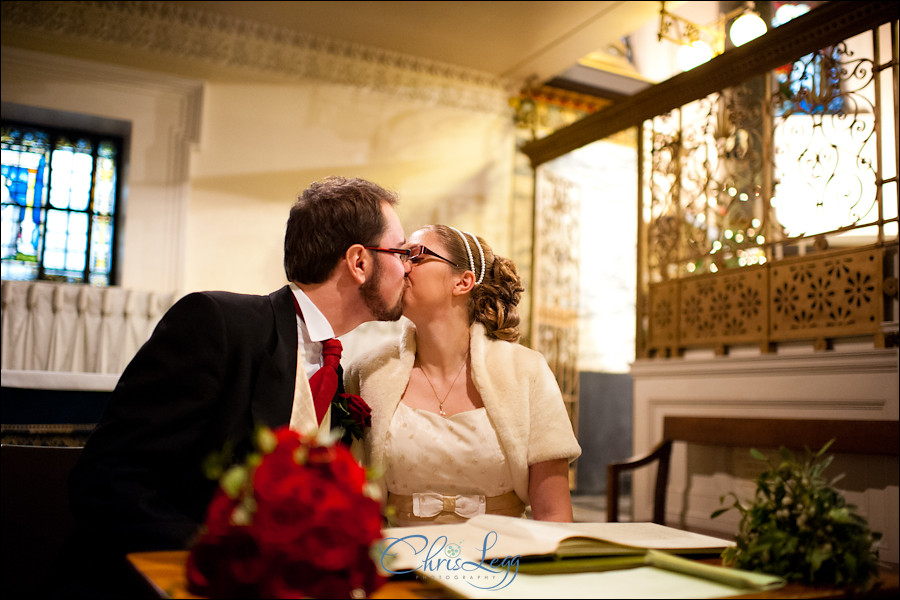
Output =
[{"x1": 1, "y1": 280, "x2": 176, "y2": 374}]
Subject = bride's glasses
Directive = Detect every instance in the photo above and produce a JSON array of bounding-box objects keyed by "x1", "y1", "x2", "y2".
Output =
[{"x1": 406, "y1": 244, "x2": 458, "y2": 267}]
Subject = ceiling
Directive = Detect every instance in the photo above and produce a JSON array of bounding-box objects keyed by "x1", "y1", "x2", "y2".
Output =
[{"x1": 171, "y1": 1, "x2": 668, "y2": 97}]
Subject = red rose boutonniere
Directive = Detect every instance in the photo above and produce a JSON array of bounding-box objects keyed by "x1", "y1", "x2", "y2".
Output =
[
  {"x1": 186, "y1": 426, "x2": 384, "y2": 599},
  {"x1": 331, "y1": 393, "x2": 372, "y2": 446}
]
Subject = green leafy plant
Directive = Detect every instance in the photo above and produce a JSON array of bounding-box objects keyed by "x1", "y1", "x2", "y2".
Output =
[{"x1": 712, "y1": 440, "x2": 881, "y2": 591}]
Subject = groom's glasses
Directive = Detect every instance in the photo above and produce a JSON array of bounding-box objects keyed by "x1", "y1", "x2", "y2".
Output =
[
  {"x1": 364, "y1": 245, "x2": 458, "y2": 267},
  {"x1": 364, "y1": 247, "x2": 411, "y2": 262}
]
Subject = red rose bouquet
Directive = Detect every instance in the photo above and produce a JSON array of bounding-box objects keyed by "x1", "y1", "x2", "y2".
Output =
[{"x1": 186, "y1": 426, "x2": 385, "y2": 598}]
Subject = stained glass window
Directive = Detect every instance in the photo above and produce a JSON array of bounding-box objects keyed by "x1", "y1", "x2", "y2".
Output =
[
  {"x1": 1, "y1": 121, "x2": 121, "y2": 285},
  {"x1": 771, "y1": 1, "x2": 844, "y2": 117}
]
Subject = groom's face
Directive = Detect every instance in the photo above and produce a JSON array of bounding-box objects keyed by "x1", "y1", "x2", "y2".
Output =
[{"x1": 359, "y1": 202, "x2": 409, "y2": 321}]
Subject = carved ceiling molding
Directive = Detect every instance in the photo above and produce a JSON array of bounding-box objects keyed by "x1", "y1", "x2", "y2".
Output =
[{"x1": 1, "y1": 0, "x2": 511, "y2": 115}]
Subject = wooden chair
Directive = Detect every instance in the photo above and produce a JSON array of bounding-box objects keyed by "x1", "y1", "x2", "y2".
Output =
[{"x1": 606, "y1": 416, "x2": 900, "y2": 524}]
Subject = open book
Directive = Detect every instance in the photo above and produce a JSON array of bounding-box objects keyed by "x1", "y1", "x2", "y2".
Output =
[
  {"x1": 378, "y1": 514, "x2": 734, "y2": 573},
  {"x1": 377, "y1": 518, "x2": 781, "y2": 599},
  {"x1": 376, "y1": 515, "x2": 734, "y2": 567}
]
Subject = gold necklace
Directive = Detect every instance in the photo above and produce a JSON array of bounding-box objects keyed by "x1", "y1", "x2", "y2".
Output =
[{"x1": 418, "y1": 354, "x2": 468, "y2": 417}]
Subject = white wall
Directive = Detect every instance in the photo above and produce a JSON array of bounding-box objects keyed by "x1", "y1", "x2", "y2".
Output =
[
  {"x1": 1, "y1": 46, "x2": 516, "y2": 366},
  {"x1": 186, "y1": 79, "x2": 515, "y2": 297}
]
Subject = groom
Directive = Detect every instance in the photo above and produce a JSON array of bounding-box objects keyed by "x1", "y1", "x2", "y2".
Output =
[{"x1": 60, "y1": 176, "x2": 411, "y2": 597}]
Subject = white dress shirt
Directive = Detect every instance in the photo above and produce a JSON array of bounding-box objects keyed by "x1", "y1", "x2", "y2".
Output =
[{"x1": 290, "y1": 283, "x2": 336, "y2": 380}]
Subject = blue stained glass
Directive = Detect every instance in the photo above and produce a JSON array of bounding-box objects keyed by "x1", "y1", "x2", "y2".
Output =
[
  {"x1": 1, "y1": 149, "x2": 49, "y2": 262},
  {"x1": 771, "y1": 2, "x2": 843, "y2": 117},
  {"x1": 1, "y1": 122, "x2": 120, "y2": 285},
  {"x1": 774, "y1": 49, "x2": 845, "y2": 117}
]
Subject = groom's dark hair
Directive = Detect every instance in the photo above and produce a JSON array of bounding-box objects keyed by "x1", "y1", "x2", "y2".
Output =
[{"x1": 284, "y1": 176, "x2": 398, "y2": 284}]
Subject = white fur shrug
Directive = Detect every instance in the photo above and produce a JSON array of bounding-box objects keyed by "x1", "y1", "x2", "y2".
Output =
[{"x1": 344, "y1": 321, "x2": 581, "y2": 504}]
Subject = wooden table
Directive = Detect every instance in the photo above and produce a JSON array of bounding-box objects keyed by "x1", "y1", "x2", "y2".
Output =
[
  {"x1": 127, "y1": 550, "x2": 899, "y2": 599},
  {"x1": 127, "y1": 551, "x2": 443, "y2": 599}
]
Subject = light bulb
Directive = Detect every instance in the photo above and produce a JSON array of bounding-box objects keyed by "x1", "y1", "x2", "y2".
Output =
[
  {"x1": 730, "y1": 13, "x2": 767, "y2": 46},
  {"x1": 773, "y1": 3, "x2": 810, "y2": 27},
  {"x1": 677, "y1": 40, "x2": 714, "y2": 71}
]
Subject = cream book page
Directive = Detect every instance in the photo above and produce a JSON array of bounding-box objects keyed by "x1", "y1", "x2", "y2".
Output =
[
  {"x1": 378, "y1": 518, "x2": 564, "y2": 573},
  {"x1": 377, "y1": 516, "x2": 734, "y2": 573},
  {"x1": 379, "y1": 523, "x2": 477, "y2": 573},
  {"x1": 545, "y1": 520, "x2": 735, "y2": 555},
  {"x1": 459, "y1": 515, "x2": 734, "y2": 559}
]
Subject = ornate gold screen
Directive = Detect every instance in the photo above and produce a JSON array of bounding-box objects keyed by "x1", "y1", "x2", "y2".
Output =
[
  {"x1": 518, "y1": 2, "x2": 899, "y2": 361},
  {"x1": 532, "y1": 171, "x2": 581, "y2": 427},
  {"x1": 531, "y1": 171, "x2": 581, "y2": 485},
  {"x1": 640, "y1": 16, "x2": 898, "y2": 357}
]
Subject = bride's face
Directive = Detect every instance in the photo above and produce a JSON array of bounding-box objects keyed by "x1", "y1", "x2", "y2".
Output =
[{"x1": 401, "y1": 229, "x2": 460, "y2": 320}]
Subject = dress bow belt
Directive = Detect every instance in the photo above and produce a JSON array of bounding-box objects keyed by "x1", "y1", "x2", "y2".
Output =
[{"x1": 412, "y1": 492, "x2": 486, "y2": 518}]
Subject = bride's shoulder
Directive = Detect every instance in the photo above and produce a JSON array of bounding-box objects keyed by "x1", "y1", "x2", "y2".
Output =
[{"x1": 348, "y1": 339, "x2": 400, "y2": 373}]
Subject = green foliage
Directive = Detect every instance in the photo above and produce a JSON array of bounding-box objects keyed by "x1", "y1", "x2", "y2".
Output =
[{"x1": 711, "y1": 440, "x2": 882, "y2": 591}]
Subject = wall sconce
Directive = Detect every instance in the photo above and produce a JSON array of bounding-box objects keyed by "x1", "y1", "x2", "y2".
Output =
[{"x1": 658, "y1": 1, "x2": 768, "y2": 71}]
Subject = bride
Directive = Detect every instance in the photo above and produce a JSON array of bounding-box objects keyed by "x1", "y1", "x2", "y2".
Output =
[{"x1": 346, "y1": 224, "x2": 581, "y2": 526}]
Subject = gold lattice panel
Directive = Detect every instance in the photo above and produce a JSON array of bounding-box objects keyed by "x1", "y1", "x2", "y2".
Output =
[
  {"x1": 647, "y1": 280, "x2": 680, "y2": 353},
  {"x1": 646, "y1": 247, "x2": 887, "y2": 354},
  {"x1": 769, "y1": 247, "x2": 883, "y2": 341},
  {"x1": 680, "y1": 267, "x2": 768, "y2": 347}
]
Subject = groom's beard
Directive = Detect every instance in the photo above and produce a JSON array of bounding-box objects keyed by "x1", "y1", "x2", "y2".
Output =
[{"x1": 359, "y1": 257, "x2": 404, "y2": 322}]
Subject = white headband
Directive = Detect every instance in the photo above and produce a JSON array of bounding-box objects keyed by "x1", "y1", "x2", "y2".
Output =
[{"x1": 448, "y1": 226, "x2": 485, "y2": 285}]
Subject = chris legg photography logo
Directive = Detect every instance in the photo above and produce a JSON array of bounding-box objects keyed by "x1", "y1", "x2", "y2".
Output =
[{"x1": 378, "y1": 530, "x2": 520, "y2": 591}]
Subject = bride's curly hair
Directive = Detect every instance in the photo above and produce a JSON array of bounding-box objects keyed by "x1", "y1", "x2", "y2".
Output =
[{"x1": 425, "y1": 225, "x2": 525, "y2": 342}]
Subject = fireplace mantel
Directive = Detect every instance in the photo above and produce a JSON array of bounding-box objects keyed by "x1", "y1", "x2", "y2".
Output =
[{"x1": 629, "y1": 347, "x2": 899, "y2": 564}]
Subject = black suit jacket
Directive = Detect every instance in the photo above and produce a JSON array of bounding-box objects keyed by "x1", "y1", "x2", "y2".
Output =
[{"x1": 68, "y1": 285, "x2": 344, "y2": 556}]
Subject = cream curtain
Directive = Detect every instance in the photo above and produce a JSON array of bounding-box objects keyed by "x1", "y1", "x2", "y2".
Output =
[{"x1": 1, "y1": 280, "x2": 176, "y2": 375}]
